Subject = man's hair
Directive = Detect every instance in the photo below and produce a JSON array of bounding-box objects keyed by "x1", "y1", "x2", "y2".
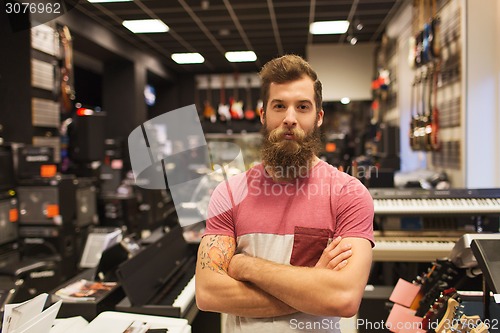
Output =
[{"x1": 259, "y1": 54, "x2": 323, "y2": 114}]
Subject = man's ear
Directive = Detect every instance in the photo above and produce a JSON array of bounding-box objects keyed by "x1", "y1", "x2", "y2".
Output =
[
  {"x1": 317, "y1": 109, "x2": 324, "y2": 127},
  {"x1": 260, "y1": 109, "x2": 265, "y2": 124}
]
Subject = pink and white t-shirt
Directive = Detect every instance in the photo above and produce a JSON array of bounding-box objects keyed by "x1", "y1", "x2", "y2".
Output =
[{"x1": 204, "y1": 160, "x2": 374, "y2": 332}]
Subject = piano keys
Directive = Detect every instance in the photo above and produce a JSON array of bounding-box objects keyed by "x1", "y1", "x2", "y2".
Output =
[
  {"x1": 370, "y1": 188, "x2": 500, "y2": 263},
  {"x1": 115, "y1": 225, "x2": 197, "y2": 321},
  {"x1": 373, "y1": 235, "x2": 456, "y2": 262},
  {"x1": 370, "y1": 188, "x2": 500, "y2": 215}
]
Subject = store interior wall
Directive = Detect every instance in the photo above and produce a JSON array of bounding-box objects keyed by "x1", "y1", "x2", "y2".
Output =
[
  {"x1": 464, "y1": 0, "x2": 500, "y2": 188},
  {"x1": 306, "y1": 43, "x2": 376, "y2": 101}
]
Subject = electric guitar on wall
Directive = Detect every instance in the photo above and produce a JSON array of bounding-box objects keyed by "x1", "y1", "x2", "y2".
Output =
[
  {"x1": 203, "y1": 75, "x2": 216, "y2": 123},
  {"x1": 244, "y1": 77, "x2": 256, "y2": 121},
  {"x1": 217, "y1": 75, "x2": 231, "y2": 122},
  {"x1": 59, "y1": 25, "x2": 75, "y2": 114},
  {"x1": 229, "y1": 72, "x2": 244, "y2": 120}
]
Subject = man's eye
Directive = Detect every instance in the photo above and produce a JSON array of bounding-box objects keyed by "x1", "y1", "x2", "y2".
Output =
[
  {"x1": 298, "y1": 104, "x2": 310, "y2": 111},
  {"x1": 273, "y1": 104, "x2": 285, "y2": 109}
]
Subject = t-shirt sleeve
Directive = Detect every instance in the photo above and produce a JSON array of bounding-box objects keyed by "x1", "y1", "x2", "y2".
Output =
[
  {"x1": 334, "y1": 178, "x2": 375, "y2": 247},
  {"x1": 203, "y1": 181, "x2": 236, "y2": 238}
]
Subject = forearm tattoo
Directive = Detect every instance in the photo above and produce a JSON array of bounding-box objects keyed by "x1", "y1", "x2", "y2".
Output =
[{"x1": 199, "y1": 235, "x2": 236, "y2": 274}]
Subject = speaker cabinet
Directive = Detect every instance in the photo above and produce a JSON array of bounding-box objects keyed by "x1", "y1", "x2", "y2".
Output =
[
  {"x1": 17, "y1": 175, "x2": 76, "y2": 226},
  {"x1": 18, "y1": 225, "x2": 87, "y2": 280},
  {"x1": 68, "y1": 113, "x2": 106, "y2": 162},
  {"x1": 13, "y1": 144, "x2": 56, "y2": 179}
]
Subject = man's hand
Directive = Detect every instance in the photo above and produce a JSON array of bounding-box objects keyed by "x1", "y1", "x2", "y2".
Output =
[
  {"x1": 315, "y1": 236, "x2": 352, "y2": 270},
  {"x1": 228, "y1": 253, "x2": 250, "y2": 281}
]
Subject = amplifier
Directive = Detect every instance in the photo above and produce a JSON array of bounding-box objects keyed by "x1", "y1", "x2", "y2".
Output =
[
  {"x1": 98, "y1": 194, "x2": 141, "y2": 234},
  {"x1": 135, "y1": 187, "x2": 175, "y2": 231},
  {"x1": 18, "y1": 225, "x2": 85, "y2": 280},
  {"x1": 0, "y1": 196, "x2": 19, "y2": 246},
  {"x1": 14, "y1": 144, "x2": 57, "y2": 179},
  {"x1": 17, "y1": 175, "x2": 76, "y2": 226}
]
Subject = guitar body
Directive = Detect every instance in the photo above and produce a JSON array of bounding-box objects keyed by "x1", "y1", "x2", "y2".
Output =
[
  {"x1": 244, "y1": 77, "x2": 256, "y2": 121},
  {"x1": 230, "y1": 99, "x2": 244, "y2": 120},
  {"x1": 203, "y1": 101, "x2": 216, "y2": 123},
  {"x1": 255, "y1": 99, "x2": 263, "y2": 118},
  {"x1": 218, "y1": 103, "x2": 230, "y2": 122},
  {"x1": 203, "y1": 76, "x2": 216, "y2": 123}
]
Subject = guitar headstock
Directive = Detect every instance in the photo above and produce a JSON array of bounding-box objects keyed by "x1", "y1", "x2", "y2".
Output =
[
  {"x1": 422, "y1": 288, "x2": 459, "y2": 331},
  {"x1": 415, "y1": 260, "x2": 462, "y2": 317}
]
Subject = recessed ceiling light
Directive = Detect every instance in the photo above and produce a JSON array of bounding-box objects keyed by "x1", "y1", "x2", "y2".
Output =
[
  {"x1": 122, "y1": 19, "x2": 169, "y2": 33},
  {"x1": 171, "y1": 53, "x2": 205, "y2": 64},
  {"x1": 225, "y1": 51, "x2": 257, "y2": 62},
  {"x1": 341, "y1": 97, "x2": 351, "y2": 104},
  {"x1": 309, "y1": 20, "x2": 350, "y2": 35},
  {"x1": 88, "y1": 0, "x2": 132, "y2": 3}
]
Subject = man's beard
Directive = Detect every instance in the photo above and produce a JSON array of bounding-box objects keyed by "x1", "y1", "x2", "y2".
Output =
[{"x1": 260, "y1": 121, "x2": 322, "y2": 181}]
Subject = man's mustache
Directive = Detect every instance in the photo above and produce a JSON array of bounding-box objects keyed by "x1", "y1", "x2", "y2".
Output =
[{"x1": 267, "y1": 126, "x2": 306, "y2": 143}]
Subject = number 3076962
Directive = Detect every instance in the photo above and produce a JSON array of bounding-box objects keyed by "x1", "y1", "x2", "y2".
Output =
[{"x1": 5, "y1": 2, "x2": 61, "y2": 14}]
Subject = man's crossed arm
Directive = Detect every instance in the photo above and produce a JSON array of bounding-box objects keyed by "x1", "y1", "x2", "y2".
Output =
[{"x1": 195, "y1": 235, "x2": 371, "y2": 318}]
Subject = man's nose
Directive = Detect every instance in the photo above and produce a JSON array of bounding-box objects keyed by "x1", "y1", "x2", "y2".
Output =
[{"x1": 282, "y1": 107, "x2": 297, "y2": 127}]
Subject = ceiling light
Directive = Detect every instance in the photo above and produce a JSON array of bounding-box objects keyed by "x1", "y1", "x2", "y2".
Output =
[
  {"x1": 341, "y1": 97, "x2": 350, "y2": 104},
  {"x1": 88, "y1": 0, "x2": 132, "y2": 2},
  {"x1": 122, "y1": 19, "x2": 169, "y2": 33},
  {"x1": 356, "y1": 23, "x2": 364, "y2": 31},
  {"x1": 171, "y1": 53, "x2": 205, "y2": 64},
  {"x1": 309, "y1": 20, "x2": 349, "y2": 35},
  {"x1": 225, "y1": 51, "x2": 257, "y2": 63},
  {"x1": 350, "y1": 37, "x2": 358, "y2": 45}
]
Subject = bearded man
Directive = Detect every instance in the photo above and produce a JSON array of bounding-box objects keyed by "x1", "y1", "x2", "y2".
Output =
[{"x1": 195, "y1": 54, "x2": 374, "y2": 333}]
